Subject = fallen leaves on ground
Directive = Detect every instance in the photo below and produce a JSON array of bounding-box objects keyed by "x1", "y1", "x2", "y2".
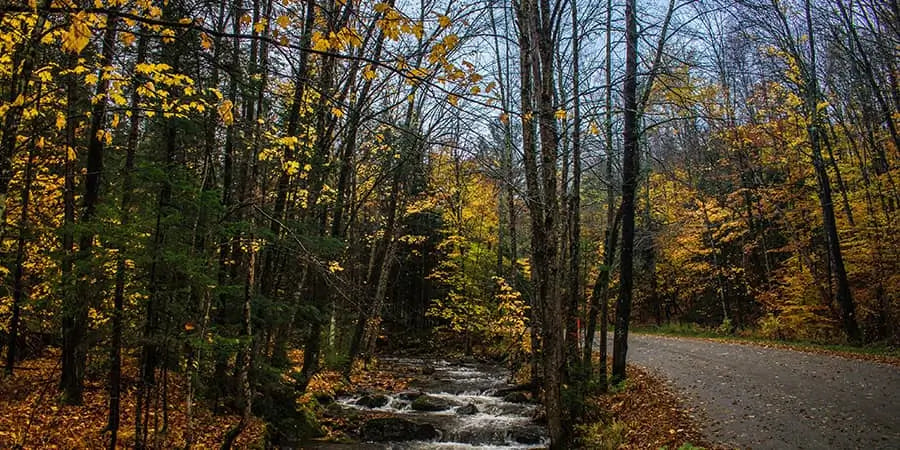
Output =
[
  {"x1": 582, "y1": 360, "x2": 722, "y2": 449},
  {"x1": 0, "y1": 349, "x2": 265, "y2": 449}
]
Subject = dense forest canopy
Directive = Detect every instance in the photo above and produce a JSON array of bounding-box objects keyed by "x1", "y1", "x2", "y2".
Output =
[{"x1": 0, "y1": 0, "x2": 897, "y2": 447}]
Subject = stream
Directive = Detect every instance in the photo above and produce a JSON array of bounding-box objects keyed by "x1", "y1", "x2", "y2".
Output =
[{"x1": 307, "y1": 357, "x2": 548, "y2": 449}]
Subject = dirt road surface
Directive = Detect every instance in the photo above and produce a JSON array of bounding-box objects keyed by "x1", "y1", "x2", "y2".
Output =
[{"x1": 623, "y1": 334, "x2": 900, "y2": 449}]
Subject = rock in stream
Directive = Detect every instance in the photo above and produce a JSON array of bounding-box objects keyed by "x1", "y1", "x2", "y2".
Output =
[
  {"x1": 361, "y1": 417, "x2": 440, "y2": 442},
  {"x1": 411, "y1": 394, "x2": 458, "y2": 411}
]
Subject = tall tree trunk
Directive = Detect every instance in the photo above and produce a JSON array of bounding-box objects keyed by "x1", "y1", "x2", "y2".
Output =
[
  {"x1": 582, "y1": 206, "x2": 621, "y2": 383},
  {"x1": 803, "y1": 0, "x2": 861, "y2": 342},
  {"x1": 591, "y1": 0, "x2": 616, "y2": 391},
  {"x1": 518, "y1": 0, "x2": 567, "y2": 445},
  {"x1": 62, "y1": 14, "x2": 118, "y2": 405},
  {"x1": 59, "y1": 52, "x2": 77, "y2": 403},
  {"x1": 5, "y1": 135, "x2": 36, "y2": 374},
  {"x1": 612, "y1": 0, "x2": 639, "y2": 383},
  {"x1": 566, "y1": 0, "x2": 586, "y2": 419},
  {"x1": 297, "y1": 0, "x2": 352, "y2": 391},
  {"x1": 488, "y1": 1, "x2": 518, "y2": 286},
  {"x1": 107, "y1": 34, "x2": 146, "y2": 449},
  {"x1": 567, "y1": 0, "x2": 583, "y2": 372},
  {"x1": 514, "y1": 0, "x2": 545, "y2": 411},
  {"x1": 212, "y1": 0, "x2": 243, "y2": 414},
  {"x1": 221, "y1": 249, "x2": 255, "y2": 450}
]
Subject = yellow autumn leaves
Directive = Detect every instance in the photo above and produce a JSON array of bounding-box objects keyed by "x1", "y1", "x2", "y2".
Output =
[
  {"x1": 61, "y1": 12, "x2": 91, "y2": 54},
  {"x1": 311, "y1": 27, "x2": 363, "y2": 52},
  {"x1": 217, "y1": 100, "x2": 234, "y2": 126},
  {"x1": 375, "y1": 2, "x2": 425, "y2": 41}
]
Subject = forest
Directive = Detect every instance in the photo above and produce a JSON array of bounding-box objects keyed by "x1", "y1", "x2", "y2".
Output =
[{"x1": 0, "y1": 0, "x2": 897, "y2": 448}]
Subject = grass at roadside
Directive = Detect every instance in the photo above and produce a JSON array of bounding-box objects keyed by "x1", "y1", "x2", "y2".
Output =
[{"x1": 632, "y1": 323, "x2": 900, "y2": 363}]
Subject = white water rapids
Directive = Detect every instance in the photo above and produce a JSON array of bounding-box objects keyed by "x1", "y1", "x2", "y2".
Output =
[{"x1": 313, "y1": 358, "x2": 548, "y2": 449}]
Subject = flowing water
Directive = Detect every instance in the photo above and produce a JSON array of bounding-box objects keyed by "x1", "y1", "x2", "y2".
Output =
[{"x1": 309, "y1": 357, "x2": 547, "y2": 449}]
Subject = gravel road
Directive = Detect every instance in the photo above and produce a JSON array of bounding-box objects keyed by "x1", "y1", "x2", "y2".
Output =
[{"x1": 622, "y1": 334, "x2": 900, "y2": 449}]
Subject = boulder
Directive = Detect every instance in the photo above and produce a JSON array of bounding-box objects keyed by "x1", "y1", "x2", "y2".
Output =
[
  {"x1": 397, "y1": 390, "x2": 424, "y2": 401},
  {"x1": 323, "y1": 403, "x2": 359, "y2": 422},
  {"x1": 510, "y1": 428, "x2": 543, "y2": 445},
  {"x1": 360, "y1": 417, "x2": 439, "y2": 442},
  {"x1": 502, "y1": 391, "x2": 529, "y2": 403},
  {"x1": 356, "y1": 394, "x2": 390, "y2": 408},
  {"x1": 456, "y1": 403, "x2": 478, "y2": 415},
  {"x1": 411, "y1": 394, "x2": 457, "y2": 412}
]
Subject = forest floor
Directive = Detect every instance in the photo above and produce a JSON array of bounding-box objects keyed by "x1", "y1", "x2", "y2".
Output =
[
  {"x1": 0, "y1": 349, "x2": 265, "y2": 448},
  {"x1": 580, "y1": 362, "x2": 713, "y2": 449},
  {"x1": 622, "y1": 334, "x2": 900, "y2": 448}
]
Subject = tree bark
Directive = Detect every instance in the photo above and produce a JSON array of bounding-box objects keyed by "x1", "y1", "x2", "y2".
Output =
[
  {"x1": 516, "y1": 0, "x2": 567, "y2": 445},
  {"x1": 567, "y1": 0, "x2": 583, "y2": 375},
  {"x1": 612, "y1": 0, "x2": 639, "y2": 383}
]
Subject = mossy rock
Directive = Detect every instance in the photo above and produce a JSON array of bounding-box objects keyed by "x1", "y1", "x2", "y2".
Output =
[
  {"x1": 411, "y1": 394, "x2": 457, "y2": 411},
  {"x1": 356, "y1": 394, "x2": 390, "y2": 408}
]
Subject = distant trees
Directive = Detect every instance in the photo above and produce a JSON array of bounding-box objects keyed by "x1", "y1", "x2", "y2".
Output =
[{"x1": 638, "y1": 0, "x2": 897, "y2": 343}]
